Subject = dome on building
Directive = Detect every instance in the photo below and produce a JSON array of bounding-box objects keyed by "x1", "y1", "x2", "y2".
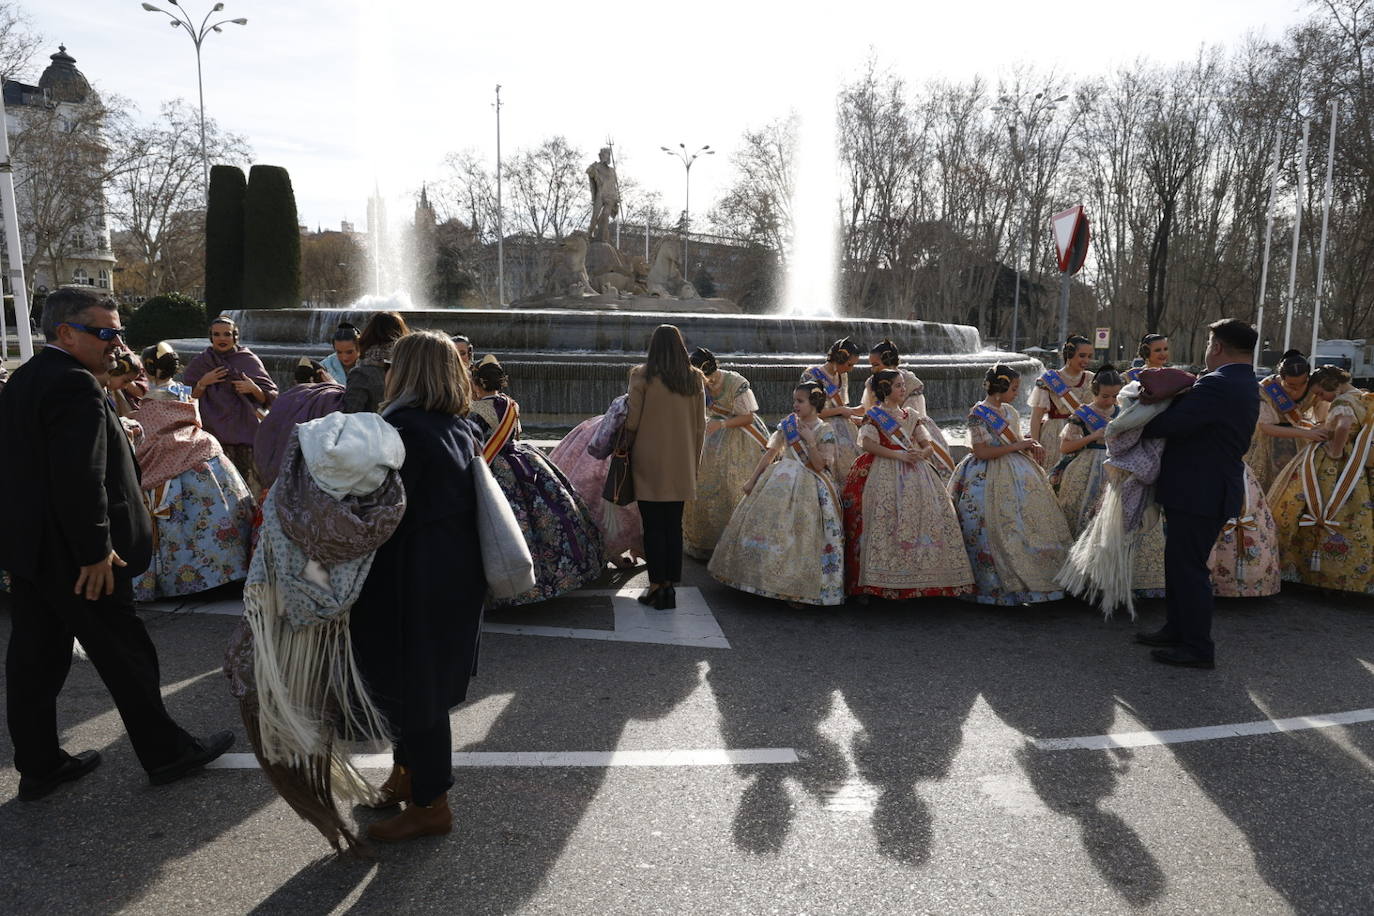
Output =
[{"x1": 37, "y1": 45, "x2": 93, "y2": 104}]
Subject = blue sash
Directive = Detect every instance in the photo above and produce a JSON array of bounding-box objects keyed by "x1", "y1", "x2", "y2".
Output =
[
  {"x1": 1261, "y1": 378, "x2": 1297, "y2": 414},
  {"x1": 1036, "y1": 368, "x2": 1085, "y2": 415},
  {"x1": 1073, "y1": 403, "x2": 1109, "y2": 432},
  {"x1": 865, "y1": 406, "x2": 914, "y2": 451},
  {"x1": 972, "y1": 403, "x2": 1017, "y2": 443},
  {"x1": 806, "y1": 367, "x2": 842, "y2": 402}
]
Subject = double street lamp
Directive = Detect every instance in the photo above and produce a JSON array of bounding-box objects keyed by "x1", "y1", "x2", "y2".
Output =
[
  {"x1": 140, "y1": 1, "x2": 248, "y2": 198},
  {"x1": 661, "y1": 143, "x2": 713, "y2": 275}
]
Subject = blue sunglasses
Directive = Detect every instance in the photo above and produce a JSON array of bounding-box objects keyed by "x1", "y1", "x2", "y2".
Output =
[{"x1": 65, "y1": 322, "x2": 126, "y2": 342}]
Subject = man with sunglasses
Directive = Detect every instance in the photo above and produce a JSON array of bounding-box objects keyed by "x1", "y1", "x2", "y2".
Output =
[{"x1": 0, "y1": 288, "x2": 232, "y2": 802}]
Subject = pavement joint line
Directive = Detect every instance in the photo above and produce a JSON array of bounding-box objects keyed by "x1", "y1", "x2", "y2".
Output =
[
  {"x1": 206, "y1": 748, "x2": 799, "y2": 770},
  {"x1": 1034, "y1": 707, "x2": 1374, "y2": 750}
]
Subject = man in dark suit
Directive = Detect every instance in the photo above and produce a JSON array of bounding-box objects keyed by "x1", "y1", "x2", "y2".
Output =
[
  {"x1": 1, "y1": 288, "x2": 233, "y2": 801},
  {"x1": 1137, "y1": 318, "x2": 1260, "y2": 669}
]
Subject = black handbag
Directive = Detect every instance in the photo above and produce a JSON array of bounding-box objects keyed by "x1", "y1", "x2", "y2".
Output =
[{"x1": 602, "y1": 427, "x2": 636, "y2": 506}]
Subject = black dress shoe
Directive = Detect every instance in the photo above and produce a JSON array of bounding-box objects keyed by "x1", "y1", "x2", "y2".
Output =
[
  {"x1": 636, "y1": 586, "x2": 660, "y2": 605},
  {"x1": 17, "y1": 750, "x2": 101, "y2": 801},
  {"x1": 1151, "y1": 648, "x2": 1215, "y2": 669},
  {"x1": 1135, "y1": 628, "x2": 1182, "y2": 647},
  {"x1": 653, "y1": 586, "x2": 676, "y2": 610},
  {"x1": 148, "y1": 730, "x2": 235, "y2": 786}
]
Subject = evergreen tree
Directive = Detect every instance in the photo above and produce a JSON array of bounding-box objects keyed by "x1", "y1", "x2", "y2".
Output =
[
  {"x1": 242, "y1": 164, "x2": 301, "y2": 309},
  {"x1": 204, "y1": 165, "x2": 246, "y2": 313}
]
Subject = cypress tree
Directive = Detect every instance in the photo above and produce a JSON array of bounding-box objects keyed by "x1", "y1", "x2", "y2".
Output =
[
  {"x1": 204, "y1": 165, "x2": 246, "y2": 313},
  {"x1": 242, "y1": 164, "x2": 302, "y2": 309}
]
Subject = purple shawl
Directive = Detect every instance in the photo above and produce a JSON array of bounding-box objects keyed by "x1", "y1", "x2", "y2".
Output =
[
  {"x1": 252, "y1": 381, "x2": 346, "y2": 489},
  {"x1": 183, "y1": 345, "x2": 278, "y2": 446}
]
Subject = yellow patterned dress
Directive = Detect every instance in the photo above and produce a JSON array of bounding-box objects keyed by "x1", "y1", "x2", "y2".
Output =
[
  {"x1": 1028, "y1": 368, "x2": 1094, "y2": 472},
  {"x1": 684, "y1": 370, "x2": 769, "y2": 558},
  {"x1": 1268, "y1": 389, "x2": 1374, "y2": 594},
  {"x1": 801, "y1": 365, "x2": 861, "y2": 483},
  {"x1": 708, "y1": 420, "x2": 845, "y2": 606},
  {"x1": 1244, "y1": 376, "x2": 1319, "y2": 494},
  {"x1": 1208, "y1": 465, "x2": 1281, "y2": 597}
]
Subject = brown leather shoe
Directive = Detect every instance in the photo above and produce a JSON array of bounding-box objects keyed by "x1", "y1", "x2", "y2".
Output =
[
  {"x1": 363, "y1": 765, "x2": 412, "y2": 809},
  {"x1": 367, "y1": 794, "x2": 452, "y2": 843}
]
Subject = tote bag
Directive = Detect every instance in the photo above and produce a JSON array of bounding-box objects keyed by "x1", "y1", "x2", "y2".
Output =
[{"x1": 472, "y1": 456, "x2": 535, "y2": 599}]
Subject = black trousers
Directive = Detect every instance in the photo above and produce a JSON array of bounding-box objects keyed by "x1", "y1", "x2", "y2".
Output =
[
  {"x1": 393, "y1": 717, "x2": 453, "y2": 806},
  {"x1": 6, "y1": 574, "x2": 194, "y2": 777},
  {"x1": 1162, "y1": 511, "x2": 1227, "y2": 659},
  {"x1": 637, "y1": 500, "x2": 685, "y2": 583}
]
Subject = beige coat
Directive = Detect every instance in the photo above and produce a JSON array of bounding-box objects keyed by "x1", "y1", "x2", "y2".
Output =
[{"x1": 626, "y1": 366, "x2": 706, "y2": 502}]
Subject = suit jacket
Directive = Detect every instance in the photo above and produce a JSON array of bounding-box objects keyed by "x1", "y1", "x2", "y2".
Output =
[
  {"x1": 0, "y1": 347, "x2": 153, "y2": 583},
  {"x1": 1142, "y1": 362, "x2": 1259, "y2": 520}
]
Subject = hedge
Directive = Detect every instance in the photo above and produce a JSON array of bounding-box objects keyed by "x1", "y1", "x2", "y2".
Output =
[
  {"x1": 205, "y1": 165, "x2": 247, "y2": 314},
  {"x1": 242, "y1": 164, "x2": 301, "y2": 309}
]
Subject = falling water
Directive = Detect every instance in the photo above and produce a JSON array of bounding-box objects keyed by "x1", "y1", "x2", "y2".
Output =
[{"x1": 783, "y1": 77, "x2": 840, "y2": 317}]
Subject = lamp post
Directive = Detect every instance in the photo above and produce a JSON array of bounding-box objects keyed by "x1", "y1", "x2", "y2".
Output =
[
  {"x1": 140, "y1": 1, "x2": 247, "y2": 198},
  {"x1": 990, "y1": 92, "x2": 1067, "y2": 351},
  {"x1": 661, "y1": 143, "x2": 713, "y2": 276}
]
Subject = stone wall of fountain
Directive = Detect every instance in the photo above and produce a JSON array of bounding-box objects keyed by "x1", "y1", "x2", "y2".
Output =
[{"x1": 172, "y1": 308, "x2": 1041, "y2": 427}]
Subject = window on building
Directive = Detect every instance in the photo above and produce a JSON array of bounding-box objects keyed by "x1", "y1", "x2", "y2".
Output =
[
  {"x1": 97, "y1": 269, "x2": 109, "y2": 289},
  {"x1": 72, "y1": 230, "x2": 87, "y2": 250},
  {"x1": 73, "y1": 268, "x2": 89, "y2": 285}
]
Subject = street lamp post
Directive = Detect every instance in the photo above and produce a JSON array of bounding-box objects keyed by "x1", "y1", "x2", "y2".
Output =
[
  {"x1": 661, "y1": 143, "x2": 713, "y2": 276},
  {"x1": 140, "y1": 1, "x2": 247, "y2": 198},
  {"x1": 990, "y1": 92, "x2": 1067, "y2": 351}
]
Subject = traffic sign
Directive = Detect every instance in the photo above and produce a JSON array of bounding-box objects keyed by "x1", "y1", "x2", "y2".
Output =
[
  {"x1": 1052, "y1": 205, "x2": 1090, "y2": 274},
  {"x1": 1094, "y1": 327, "x2": 1111, "y2": 350}
]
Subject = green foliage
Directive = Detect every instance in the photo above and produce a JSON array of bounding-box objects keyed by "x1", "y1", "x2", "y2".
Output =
[
  {"x1": 242, "y1": 165, "x2": 301, "y2": 309},
  {"x1": 205, "y1": 165, "x2": 247, "y2": 313},
  {"x1": 124, "y1": 293, "x2": 208, "y2": 350}
]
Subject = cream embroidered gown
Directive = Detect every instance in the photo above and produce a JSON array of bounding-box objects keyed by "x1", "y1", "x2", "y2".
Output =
[
  {"x1": 1028, "y1": 368, "x2": 1094, "y2": 472},
  {"x1": 801, "y1": 365, "x2": 861, "y2": 482},
  {"x1": 684, "y1": 370, "x2": 768, "y2": 558},
  {"x1": 860, "y1": 367, "x2": 954, "y2": 479}
]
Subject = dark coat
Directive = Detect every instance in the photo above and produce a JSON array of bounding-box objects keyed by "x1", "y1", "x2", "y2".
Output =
[
  {"x1": 1142, "y1": 362, "x2": 1259, "y2": 520},
  {"x1": 0, "y1": 347, "x2": 153, "y2": 582},
  {"x1": 341, "y1": 363, "x2": 386, "y2": 414},
  {"x1": 349, "y1": 407, "x2": 486, "y2": 734}
]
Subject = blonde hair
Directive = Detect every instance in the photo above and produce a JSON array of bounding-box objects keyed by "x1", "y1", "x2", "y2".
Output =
[{"x1": 383, "y1": 329, "x2": 471, "y2": 415}]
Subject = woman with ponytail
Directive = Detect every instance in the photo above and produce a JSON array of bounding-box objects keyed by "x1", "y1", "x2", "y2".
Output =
[
  {"x1": 130, "y1": 341, "x2": 254, "y2": 601},
  {"x1": 862, "y1": 339, "x2": 955, "y2": 478},
  {"x1": 321, "y1": 322, "x2": 361, "y2": 382},
  {"x1": 683, "y1": 347, "x2": 771, "y2": 558},
  {"x1": 842, "y1": 370, "x2": 972, "y2": 599},
  {"x1": 801, "y1": 338, "x2": 866, "y2": 482},
  {"x1": 948, "y1": 366, "x2": 1072, "y2": 605},
  {"x1": 709, "y1": 382, "x2": 846, "y2": 607},
  {"x1": 1028, "y1": 335, "x2": 1095, "y2": 472}
]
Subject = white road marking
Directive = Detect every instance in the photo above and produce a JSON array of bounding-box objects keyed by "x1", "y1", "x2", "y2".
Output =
[
  {"x1": 144, "y1": 586, "x2": 731, "y2": 649},
  {"x1": 1034, "y1": 707, "x2": 1374, "y2": 751},
  {"x1": 206, "y1": 747, "x2": 798, "y2": 770}
]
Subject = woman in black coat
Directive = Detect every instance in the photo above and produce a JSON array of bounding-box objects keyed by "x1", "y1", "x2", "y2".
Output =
[{"x1": 349, "y1": 329, "x2": 485, "y2": 843}]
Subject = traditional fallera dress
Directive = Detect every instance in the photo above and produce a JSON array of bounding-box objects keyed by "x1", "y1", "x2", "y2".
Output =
[
  {"x1": 1208, "y1": 464, "x2": 1282, "y2": 597},
  {"x1": 1245, "y1": 375, "x2": 1317, "y2": 494},
  {"x1": 684, "y1": 370, "x2": 770, "y2": 558},
  {"x1": 547, "y1": 411, "x2": 644, "y2": 562},
  {"x1": 1057, "y1": 402, "x2": 1167, "y2": 599},
  {"x1": 1268, "y1": 388, "x2": 1374, "y2": 594},
  {"x1": 709, "y1": 415, "x2": 845, "y2": 606},
  {"x1": 131, "y1": 381, "x2": 254, "y2": 601},
  {"x1": 471, "y1": 393, "x2": 604, "y2": 605},
  {"x1": 801, "y1": 364, "x2": 861, "y2": 482},
  {"x1": 1029, "y1": 366, "x2": 1094, "y2": 472},
  {"x1": 842, "y1": 405, "x2": 972, "y2": 598},
  {"x1": 860, "y1": 367, "x2": 957, "y2": 479},
  {"x1": 949, "y1": 402, "x2": 1072, "y2": 605}
]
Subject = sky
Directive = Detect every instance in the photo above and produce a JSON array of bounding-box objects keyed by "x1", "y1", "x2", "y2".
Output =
[{"x1": 25, "y1": 0, "x2": 1314, "y2": 234}]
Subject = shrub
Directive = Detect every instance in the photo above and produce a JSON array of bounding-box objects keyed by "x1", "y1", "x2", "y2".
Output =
[
  {"x1": 205, "y1": 165, "x2": 247, "y2": 313},
  {"x1": 124, "y1": 293, "x2": 208, "y2": 350},
  {"x1": 242, "y1": 164, "x2": 301, "y2": 309}
]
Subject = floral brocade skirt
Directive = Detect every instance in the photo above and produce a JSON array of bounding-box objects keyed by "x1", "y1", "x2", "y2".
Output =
[
  {"x1": 491, "y1": 442, "x2": 605, "y2": 606},
  {"x1": 709, "y1": 458, "x2": 844, "y2": 606},
  {"x1": 684, "y1": 425, "x2": 766, "y2": 559},
  {"x1": 1208, "y1": 465, "x2": 1281, "y2": 597},
  {"x1": 547, "y1": 416, "x2": 643, "y2": 562},
  {"x1": 134, "y1": 456, "x2": 254, "y2": 602},
  {"x1": 1269, "y1": 444, "x2": 1374, "y2": 594}
]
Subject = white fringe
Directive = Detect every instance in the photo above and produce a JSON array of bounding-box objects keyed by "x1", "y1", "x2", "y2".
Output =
[{"x1": 1055, "y1": 484, "x2": 1143, "y2": 620}]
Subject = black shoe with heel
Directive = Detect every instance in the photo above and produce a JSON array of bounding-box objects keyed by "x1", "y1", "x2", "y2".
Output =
[
  {"x1": 653, "y1": 586, "x2": 676, "y2": 610},
  {"x1": 636, "y1": 586, "x2": 660, "y2": 605}
]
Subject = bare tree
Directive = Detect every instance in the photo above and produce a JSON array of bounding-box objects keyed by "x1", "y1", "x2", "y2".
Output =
[
  {"x1": 710, "y1": 114, "x2": 797, "y2": 254},
  {"x1": 0, "y1": 2, "x2": 42, "y2": 83},
  {"x1": 299, "y1": 230, "x2": 363, "y2": 307},
  {"x1": 506, "y1": 136, "x2": 587, "y2": 241}
]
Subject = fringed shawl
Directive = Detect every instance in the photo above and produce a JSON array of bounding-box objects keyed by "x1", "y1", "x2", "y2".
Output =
[{"x1": 133, "y1": 397, "x2": 223, "y2": 491}]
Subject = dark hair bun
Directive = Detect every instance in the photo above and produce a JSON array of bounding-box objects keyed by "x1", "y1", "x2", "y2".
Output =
[
  {"x1": 473, "y1": 359, "x2": 509, "y2": 392},
  {"x1": 1092, "y1": 363, "x2": 1123, "y2": 391},
  {"x1": 795, "y1": 380, "x2": 827, "y2": 412},
  {"x1": 827, "y1": 337, "x2": 862, "y2": 364},
  {"x1": 140, "y1": 343, "x2": 180, "y2": 381},
  {"x1": 870, "y1": 369, "x2": 899, "y2": 402},
  {"x1": 689, "y1": 347, "x2": 719, "y2": 375},
  {"x1": 984, "y1": 364, "x2": 1020, "y2": 394},
  {"x1": 870, "y1": 338, "x2": 900, "y2": 367}
]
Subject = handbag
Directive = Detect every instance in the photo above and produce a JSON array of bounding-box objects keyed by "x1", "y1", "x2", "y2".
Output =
[
  {"x1": 602, "y1": 426, "x2": 636, "y2": 506},
  {"x1": 471, "y1": 455, "x2": 536, "y2": 600}
]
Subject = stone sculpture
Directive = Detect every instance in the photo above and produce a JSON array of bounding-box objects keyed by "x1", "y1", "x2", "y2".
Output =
[
  {"x1": 586, "y1": 147, "x2": 620, "y2": 242},
  {"x1": 645, "y1": 237, "x2": 699, "y2": 299},
  {"x1": 542, "y1": 231, "x2": 597, "y2": 298}
]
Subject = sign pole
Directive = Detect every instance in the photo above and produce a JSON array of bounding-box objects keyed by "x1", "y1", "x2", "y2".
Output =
[
  {"x1": 1057, "y1": 270, "x2": 1071, "y2": 345},
  {"x1": 0, "y1": 92, "x2": 32, "y2": 362},
  {"x1": 1283, "y1": 119, "x2": 1309, "y2": 352},
  {"x1": 1311, "y1": 101, "x2": 1338, "y2": 358},
  {"x1": 1253, "y1": 129, "x2": 1282, "y2": 365}
]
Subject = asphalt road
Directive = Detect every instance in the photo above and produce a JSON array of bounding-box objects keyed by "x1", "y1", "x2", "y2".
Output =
[{"x1": 2, "y1": 562, "x2": 1373, "y2": 915}]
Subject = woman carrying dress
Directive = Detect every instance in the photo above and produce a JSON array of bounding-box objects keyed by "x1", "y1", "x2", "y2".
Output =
[
  {"x1": 843, "y1": 370, "x2": 973, "y2": 599},
  {"x1": 683, "y1": 347, "x2": 770, "y2": 559},
  {"x1": 131, "y1": 342, "x2": 254, "y2": 602},
  {"x1": 862, "y1": 339, "x2": 955, "y2": 478},
  {"x1": 320, "y1": 321, "x2": 360, "y2": 383},
  {"x1": 800, "y1": 337, "x2": 866, "y2": 483},
  {"x1": 1029, "y1": 335, "x2": 1095, "y2": 473},
  {"x1": 546, "y1": 386, "x2": 644, "y2": 567},
  {"x1": 1124, "y1": 334, "x2": 1169, "y2": 383},
  {"x1": 709, "y1": 382, "x2": 845, "y2": 608},
  {"x1": 1246, "y1": 350, "x2": 1329, "y2": 494},
  {"x1": 1268, "y1": 366, "x2": 1374, "y2": 594},
  {"x1": 469, "y1": 356, "x2": 604, "y2": 605},
  {"x1": 949, "y1": 365, "x2": 1072, "y2": 605}
]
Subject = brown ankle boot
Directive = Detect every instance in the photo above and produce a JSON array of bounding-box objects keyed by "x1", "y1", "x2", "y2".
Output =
[
  {"x1": 363, "y1": 765, "x2": 411, "y2": 809},
  {"x1": 367, "y1": 794, "x2": 452, "y2": 843}
]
